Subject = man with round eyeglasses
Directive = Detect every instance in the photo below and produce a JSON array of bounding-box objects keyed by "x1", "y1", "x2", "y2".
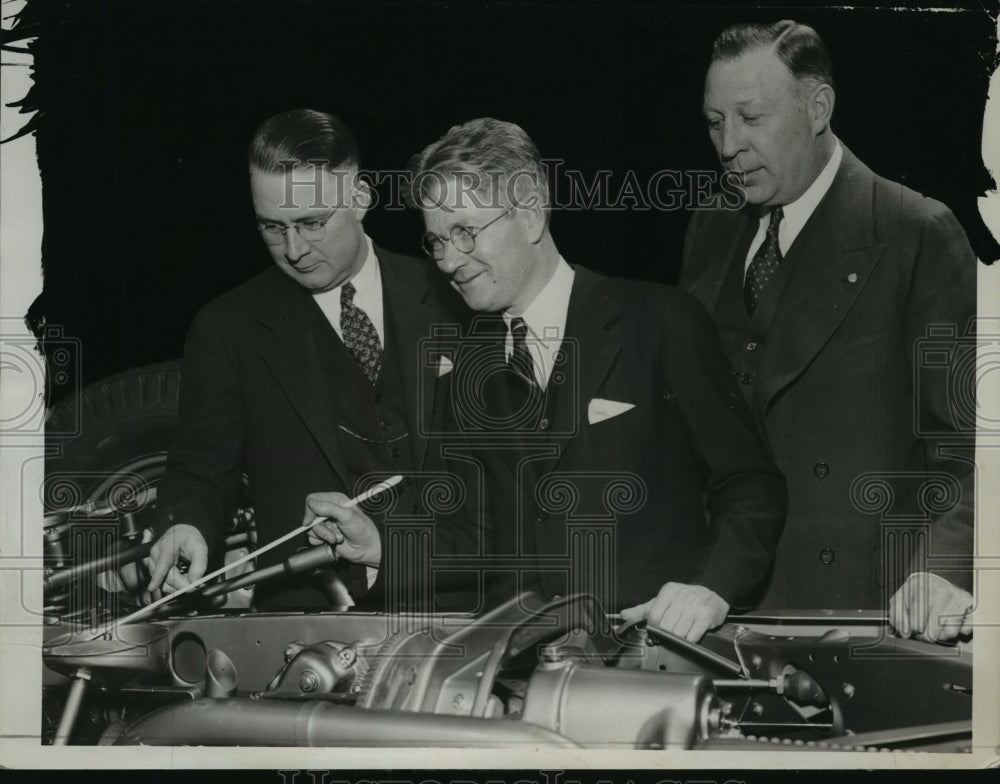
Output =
[
  {"x1": 147, "y1": 109, "x2": 464, "y2": 609},
  {"x1": 420, "y1": 205, "x2": 515, "y2": 261},
  {"x1": 406, "y1": 117, "x2": 787, "y2": 643}
]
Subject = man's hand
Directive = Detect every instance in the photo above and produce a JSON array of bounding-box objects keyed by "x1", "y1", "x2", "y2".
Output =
[
  {"x1": 620, "y1": 582, "x2": 729, "y2": 643},
  {"x1": 889, "y1": 572, "x2": 972, "y2": 643},
  {"x1": 304, "y1": 493, "x2": 381, "y2": 567},
  {"x1": 146, "y1": 524, "x2": 208, "y2": 602}
]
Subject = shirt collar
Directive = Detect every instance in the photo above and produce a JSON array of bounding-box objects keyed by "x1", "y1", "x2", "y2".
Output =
[
  {"x1": 503, "y1": 256, "x2": 575, "y2": 345},
  {"x1": 348, "y1": 235, "x2": 379, "y2": 293},
  {"x1": 774, "y1": 137, "x2": 843, "y2": 242}
]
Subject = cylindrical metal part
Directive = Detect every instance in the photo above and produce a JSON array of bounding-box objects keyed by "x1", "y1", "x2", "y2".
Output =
[
  {"x1": 201, "y1": 545, "x2": 335, "y2": 598},
  {"x1": 205, "y1": 649, "x2": 238, "y2": 698},
  {"x1": 522, "y1": 662, "x2": 715, "y2": 748},
  {"x1": 114, "y1": 699, "x2": 580, "y2": 747},
  {"x1": 119, "y1": 510, "x2": 141, "y2": 539},
  {"x1": 44, "y1": 541, "x2": 152, "y2": 591},
  {"x1": 52, "y1": 667, "x2": 92, "y2": 745},
  {"x1": 713, "y1": 679, "x2": 776, "y2": 689},
  {"x1": 44, "y1": 527, "x2": 68, "y2": 567},
  {"x1": 223, "y1": 533, "x2": 252, "y2": 549},
  {"x1": 733, "y1": 721, "x2": 834, "y2": 730}
]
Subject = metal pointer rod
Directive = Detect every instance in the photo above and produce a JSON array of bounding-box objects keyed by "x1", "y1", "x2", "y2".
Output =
[{"x1": 87, "y1": 475, "x2": 403, "y2": 639}]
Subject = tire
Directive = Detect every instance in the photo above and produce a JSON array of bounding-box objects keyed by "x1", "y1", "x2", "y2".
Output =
[
  {"x1": 43, "y1": 360, "x2": 254, "y2": 611},
  {"x1": 44, "y1": 361, "x2": 183, "y2": 512}
]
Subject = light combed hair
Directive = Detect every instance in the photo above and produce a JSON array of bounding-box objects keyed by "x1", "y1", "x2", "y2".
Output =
[{"x1": 407, "y1": 117, "x2": 550, "y2": 221}]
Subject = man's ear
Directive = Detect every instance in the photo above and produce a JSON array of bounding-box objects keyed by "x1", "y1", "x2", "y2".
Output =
[
  {"x1": 810, "y1": 83, "x2": 835, "y2": 135},
  {"x1": 522, "y1": 193, "x2": 548, "y2": 244},
  {"x1": 351, "y1": 179, "x2": 373, "y2": 220}
]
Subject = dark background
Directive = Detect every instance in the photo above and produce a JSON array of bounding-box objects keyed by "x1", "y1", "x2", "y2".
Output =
[{"x1": 11, "y1": 0, "x2": 999, "y2": 404}]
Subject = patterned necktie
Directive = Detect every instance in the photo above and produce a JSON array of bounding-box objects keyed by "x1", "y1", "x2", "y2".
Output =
[
  {"x1": 744, "y1": 206, "x2": 784, "y2": 317},
  {"x1": 340, "y1": 281, "x2": 382, "y2": 385},
  {"x1": 509, "y1": 317, "x2": 537, "y2": 388}
]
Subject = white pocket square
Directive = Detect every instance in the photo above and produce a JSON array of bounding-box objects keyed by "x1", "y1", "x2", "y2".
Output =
[
  {"x1": 587, "y1": 398, "x2": 635, "y2": 425},
  {"x1": 436, "y1": 355, "x2": 454, "y2": 377}
]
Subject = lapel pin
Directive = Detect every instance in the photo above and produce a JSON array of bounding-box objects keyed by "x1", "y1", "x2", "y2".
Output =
[{"x1": 847, "y1": 273, "x2": 858, "y2": 284}]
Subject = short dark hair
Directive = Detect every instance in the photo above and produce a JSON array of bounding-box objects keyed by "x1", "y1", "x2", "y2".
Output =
[
  {"x1": 406, "y1": 117, "x2": 549, "y2": 219},
  {"x1": 711, "y1": 20, "x2": 835, "y2": 92},
  {"x1": 248, "y1": 109, "x2": 360, "y2": 173}
]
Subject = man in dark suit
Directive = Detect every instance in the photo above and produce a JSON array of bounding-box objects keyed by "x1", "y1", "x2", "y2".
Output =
[
  {"x1": 682, "y1": 21, "x2": 977, "y2": 640},
  {"x1": 406, "y1": 118, "x2": 787, "y2": 642},
  {"x1": 146, "y1": 109, "x2": 462, "y2": 608}
]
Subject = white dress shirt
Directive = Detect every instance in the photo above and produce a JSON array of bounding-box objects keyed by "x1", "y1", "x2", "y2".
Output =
[
  {"x1": 744, "y1": 138, "x2": 844, "y2": 274},
  {"x1": 313, "y1": 235, "x2": 384, "y2": 342},
  {"x1": 503, "y1": 257, "x2": 576, "y2": 390}
]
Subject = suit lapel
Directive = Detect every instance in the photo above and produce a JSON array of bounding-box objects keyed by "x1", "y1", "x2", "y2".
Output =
[
  {"x1": 545, "y1": 267, "x2": 622, "y2": 473},
  {"x1": 687, "y1": 210, "x2": 757, "y2": 315},
  {"x1": 256, "y1": 278, "x2": 351, "y2": 487},
  {"x1": 755, "y1": 147, "x2": 886, "y2": 416},
  {"x1": 379, "y1": 249, "x2": 439, "y2": 473}
]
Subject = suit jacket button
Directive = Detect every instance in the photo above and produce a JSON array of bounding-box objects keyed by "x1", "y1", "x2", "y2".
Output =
[
  {"x1": 814, "y1": 462, "x2": 830, "y2": 478},
  {"x1": 740, "y1": 373, "x2": 753, "y2": 385},
  {"x1": 819, "y1": 548, "x2": 835, "y2": 565}
]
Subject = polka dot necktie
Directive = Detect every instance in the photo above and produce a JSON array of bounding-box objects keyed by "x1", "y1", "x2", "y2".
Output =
[
  {"x1": 340, "y1": 282, "x2": 382, "y2": 385},
  {"x1": 744, "y1": 206, "x2": 784, "y2": 317}
]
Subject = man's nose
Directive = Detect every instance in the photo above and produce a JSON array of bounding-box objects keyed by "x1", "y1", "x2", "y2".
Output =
[
  {"x1": 436, "y1": 243, "x2": 467, "y2": 276},
  {"x1": 719, "y1": 121, "x2": 746, "y2": 162},
  {"x1": 283, "y1": 226, "x2": 310, "y2": 263}
]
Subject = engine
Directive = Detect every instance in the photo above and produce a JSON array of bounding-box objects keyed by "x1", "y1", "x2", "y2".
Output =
[
  {"x1": 41, "y1": 590, "x2": 973, "y2": 750},
  {"x1": 38, "y1": 481, "x2": 972, "y2": 751}
]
